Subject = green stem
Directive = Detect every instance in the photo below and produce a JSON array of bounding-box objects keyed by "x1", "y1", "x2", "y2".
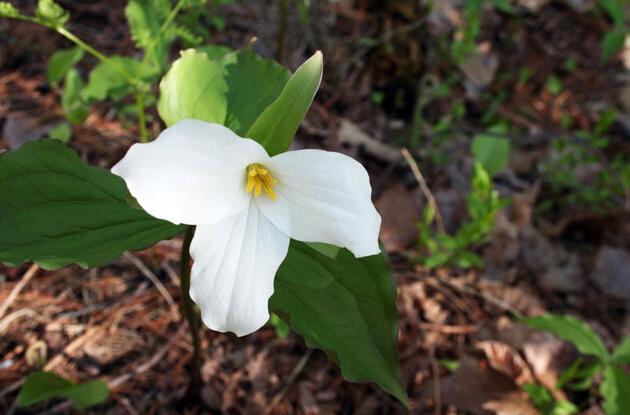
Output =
[
  {"x1": 180, "y1": 226, "x2": 202, "y2": 397},
  {"x1": 55, "y1": 26, "x2": 136, "y2": 85},
  {"x1": 135, "y1": 92, "x2": 149, "y2": 142},
  {"x1": 137, "y1": 0, "x2": 185, "y2": 75},
  {"x1": 276, "y1": 0, "x2": 288, "y2": 64}
]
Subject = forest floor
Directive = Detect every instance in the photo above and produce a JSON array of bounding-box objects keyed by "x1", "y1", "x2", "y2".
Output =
[{"x1": 1, "y1": 0, "x2": 630, "y2": 414}]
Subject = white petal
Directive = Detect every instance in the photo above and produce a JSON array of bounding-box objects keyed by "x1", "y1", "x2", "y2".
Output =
[
  {"x1": 189, "y1": 202, "x2": 289, "y2": 336},
  {"x1": 112, "y1": 119, "x2": 269, "y2": 225},
  {"x1": 256, "y1": 149, "x2": 381, "y2": 258}
]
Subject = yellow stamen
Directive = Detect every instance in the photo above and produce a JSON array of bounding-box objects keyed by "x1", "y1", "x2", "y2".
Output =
[{"x1": 246, "y1": 163, "x2": 277, "y2": 200}]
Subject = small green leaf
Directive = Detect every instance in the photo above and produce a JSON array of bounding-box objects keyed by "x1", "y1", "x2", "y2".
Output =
[
  {"x1": 601, "y1": 365, "x2": 630, "y2": 415},
  {"x1": 611, "y1": 336, "x2": 630, "y2": 365},
  {"x1": 82, "y1": 56, "x2": 155, "y2": 102},
  {"x1": 47, "y1": 122, "x2": 72, "y2": 143},
  {"x1": 0, "y1": 2, "x2": 20, "y2": 18},
  {"x1": 17, "y1": 372, "x2": 108, "y2": 409},
  {"x1": 598, "y1": 0, "x2": 626, "y2": 25},
  {"x1": 549, "y1": 399, "x2": 579, "y2": 415},
  {"x1": 269, "y1": 313, "x2": 291, "y2": 338},
  {"x1": 0, "y1": 139, "x2": 184, "y2": 269},
  {"x1": 125, "y1": 0, "x2": 173, "y2": 68},
  {"x1": 221, "y1": 50, "x2": 291, "y2": 135},
  {"x1": 158, "y1": 49, "x2": 228, "y2": 126},
  {"x1": 471, "y1": 126, "x2": 511, "y2": 176},
  {"x1": 47, "y1": 47, "x2": 84, "y2": 85},
  {"x1": 523, "y1": 314, "x2": 610, "y2": 362},
  {"x1": 35, "y1": 0, "x2": 68, "y2": 26},
  {"x1": 546, "y1": 75, "x2": 563, "y2": 95},
  {"x1": 62, "y1": 380, "x2": 109, "y2": 409},
  {"x1": 17, "y1": 372, "x2": 73, "y2": 407},
  {"x1": 61, "y1": 68, "x2": 89, "y2": 124},
  {"x1": 270, "y1": 241, "x2": 408, "y2": 406},
  {"x1": 246, "y1": 51, "x2": 323, "y2": 156},
  {"x1": 601, "y1": 29, "x2": 626, "y2": 62},
  {"x1": 294, "y1": 0, "x2": 311, "y2": 24}
]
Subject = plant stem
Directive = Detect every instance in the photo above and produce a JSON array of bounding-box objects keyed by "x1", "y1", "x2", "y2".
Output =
[
  {"x1": 56, "y1": 25, "x2": 151, "y2": 140},
  {"x1": 276, "y1": 0, "x2": 288, "y2": 64},
  {"x1": 180, "y1": 226, "x2": 202, "y2": 398},
  {"x1": 135, "y1": 91, "x2": 149, "y2": 142},
  {"x1": 55, "y1": 26, "x2": 136, "y2": 84},
  {"x1": 137, "y1": 0, "x2": 186, "y2": 74}
]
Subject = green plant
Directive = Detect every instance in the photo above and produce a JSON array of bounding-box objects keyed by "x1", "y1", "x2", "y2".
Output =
[
  {"x1": 2, "y1": 0, "x2": 215, "y2": 142},
  {"x1": 471, "y1": 123, "x2": 511, "y2": 176},
  {"x1": 17, "y1": 371, "x2": 108, "y2": 410},
  {"x1": 524, "y1": 314, "x2": 630, "y2": 415},
  {"x1": 0, "y1": 6, "x2": 409, "y2": 407},
  {"x1": 598, "y1": 0, "x2": 629, "y2": 61},
  {"x1": 450, "y1": 0, "x2": 484, "y2": 63},
  {"x1": 540, "y1": 111, "x2": 629, "y2": 215},
  {"x1": 417, "y1": 162, "x2": 506, "y2": 269},
  {"x1": 523, "y1": 383, "x2": 578, "y2": 415}
]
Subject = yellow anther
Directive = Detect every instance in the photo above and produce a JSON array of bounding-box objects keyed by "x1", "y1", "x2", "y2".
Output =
[{"x1": 246, "y1": 163, "x2": 277, "y2": 200}]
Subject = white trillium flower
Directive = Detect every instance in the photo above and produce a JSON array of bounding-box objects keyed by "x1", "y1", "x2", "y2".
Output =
[{"x1": 112, "y1": 119, "x2": 381, "y2": 336}]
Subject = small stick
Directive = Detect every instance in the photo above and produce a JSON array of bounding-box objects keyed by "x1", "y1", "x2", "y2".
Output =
[
  {"x1": 264, "y1": 349, "x2": 313, "y2": 415},
  {"x1": 124, "y1": 253, "x2": 180, "y2": 321},
  {"x1": 0, "y1": 264, "x2": 39, "y2": 320},
  {"x1": 400, "y1": 148, "x2": 445, "y2": 234}
]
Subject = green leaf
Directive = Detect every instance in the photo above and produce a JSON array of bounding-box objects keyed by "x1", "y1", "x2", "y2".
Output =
[
  {"x1": 270, "y1": 241, "x2": 408, "y2": 406},
  {"x1": 601, "y1": 29, "x2": 626, "y2": 62},
  {"x1": 158, "y1": 48, "x2": 290, "y2": 136},
  {"x1": 61, "y1": 68, "x2": 89, "y2": 124},
  {"x1": 62, "y1": 380, "x2": 109, "y2": 409},
  {"x1": 47, "y1": 122, "x2": 72, "y2": 143},
  {"x1": 246, "y1": 51, "x2": 323, "y2": 156},
  {"x1": 601, "y1": 365, "x2": 630, "y2": 415},
  {"x1": 598, "y1": 0, "x2": 626, "y2": 25},
  {"x1": 546, "y1": 75, "x2": 563, "y2": 95},
  {"x1": 158, "y1": 49, "x2": 228, "y2": 126},
  {"x1": 221, "y1": 50, "x2": 291, "y2": 135},
  {"x1": 471, "y1": 128, "x2": 511, "y2": 176},
  {"x1": 17, "y1": 372, "x2": 108, "y2": 409},
  {"x1": 523, "y1": 314, "x2": 610, "y2": 362},
  {"x1": 35, "y1": 0, "x2": 68, "y2": 26},
  {"x1": 47, "y1": 47, "x2": 84, "y2": 85},
  {"x1": 17, "y1": 371, "x2": 73, "y2": 407},
  {"x1": 611, "y1": 336, "x2": 630, "y2": 365},
  {"x1": 82, "y1": 56, "x2": 156, "y2": 102},
  {"x1": 0, "y1": 2, "x2": 20, "y2": 18},
  {"x1": 549, "y1": 399, "x2": 579, "y2": 415},
  {"x1": 0, "y1": 139, "x2": 183, "y2": 269},
  {"x1": 125, "y1": 0, "x2": 172, "y2": 68},
  {"x1": 293, "y1": 0, "x2": 311, "y2": 24}
]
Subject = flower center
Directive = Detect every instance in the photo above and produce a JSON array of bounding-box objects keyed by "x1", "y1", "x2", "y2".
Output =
[{"x1": 246, "y1": 163, "x2": 277, "y2": 200}]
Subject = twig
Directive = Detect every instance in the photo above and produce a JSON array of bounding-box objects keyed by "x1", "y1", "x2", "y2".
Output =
[
  {"x1": 0, "y1": 264, "x2": 39, "y2": 320},
  {"x1": 123, "y1": 252, "x2": 180, "y2": 321},
  {"x1": 428, "y1": 345, "x2": 441, "y2": 415},
  {"x1": 264, "y1": 349, "x2": 313, "y2": 415},
  {"x1": 418, "y1": 322, "x2": 479, "y2": 334},
  {"x1": 400, "y1": 148, "x2": 445, "y2": 234}
]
